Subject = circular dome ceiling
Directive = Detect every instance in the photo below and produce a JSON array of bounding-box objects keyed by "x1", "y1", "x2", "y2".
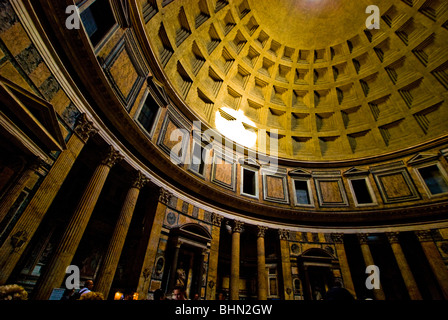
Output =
[
  {"x1": 144, "y1": 0, "x2": 448, "y2": 162},
  {"x1": 248, "y1": 0, "x2": 389, "y2": 49}
]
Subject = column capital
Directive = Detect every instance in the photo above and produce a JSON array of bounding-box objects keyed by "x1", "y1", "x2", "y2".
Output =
[
  {"x1": 257, "y1": 225, "x2": 268, "y2": 238},
  {"x1": 331, "y1": 233, "x2": 344, "y2": 244},
  {"x1": 159, "y1": 188, "x2": 173, "y2": 205},
  {"x1": 357, "y1": 233, "x2": 369, "y2": 244},
  {"x1": 278, "y1": 229, "x2": 289, "y2": 240},
  {"x1": 101, "y1": 146, "x2": 123, "y2": 168},
  {"x1": 386, "y1": 232, "x2": 400, "y2": 244},
  {"x1": 131, "y1": 171, "x2": 149, "y2": 190},
  {"x1": 415, "y1": 230, "x2": 433, "y2": 242},
  {"x1": 231, "y1": 220, "x2": 244, "y2": 233},
  {"x1": 211, "y1": 213, "x2": 224, "y2": 227},
  {"x1": 74, "y1": 113, "x2": 98, "y2": 142}
]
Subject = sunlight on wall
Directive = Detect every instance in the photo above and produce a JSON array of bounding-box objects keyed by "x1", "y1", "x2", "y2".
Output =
[{"x1": 215, "y1": 107, "x2": 257, "y2": 148}]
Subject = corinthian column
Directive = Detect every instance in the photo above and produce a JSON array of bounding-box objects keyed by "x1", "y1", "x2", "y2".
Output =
[
  {"x1": 415, "y1": 230, "x2": 448, "y2": 299},
  {"x1": 0, "y1": 114, "x2": 97, "y2": 285},
  {"x1": 278, "y1": 229, "x2": 293, "y2": 300},
  {"x1": 358, "y1": 234, "x2": 385, "y2": 300},
  {"x1": 136, "y1": 188, "x2": 173, "y2": 299},
  {"x1": 230, "y1": 220, "x2": 244, "y2": 300},
  {"x1": 0, "y1": 156, "x2": 43, "y2": 224},
  {"x1": 95, "y1": 171, "x2": 149, "y2": 298},
  {"x1": 331, "y1": 234, "x2": 356, "y2": 299},
  {"x1": 206, "y1": 213, "x2": 223, "y2": 300},
  {"x1": 257, "y1": 226, "x2": 268, "y2": 300},
  {"x1": 33, "y1": 146, "x2": 123, "y2": 300},
  {"x1": 386, "y1": 232, "x2": 422, "y2": 300}
]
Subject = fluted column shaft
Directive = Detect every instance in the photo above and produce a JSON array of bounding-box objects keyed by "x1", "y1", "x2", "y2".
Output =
[
  {"x1": 206, "y1": 213, "x2": 223, "y2": 300},
  {"x1": 386, "y1": 232, "x2": 422, "y2": 300},
  {"x1": 331, "y1": 234, "x2": 356, "y2": 299},
  {"x1": 257, "y1": 226, "x2": 268, "y2": 300},
  {"x1": 416, "y1": 230, "x2": 448, "y2": 299},
  {"x1": 358, "y1": 234, "x2": 386, "y2": 300},
  {"x1": 279, "y1": 229, "x2": 293, "y2": 300},
  {"x1": 0, "y1": 157, "x2": 42, "y2": 225},
  {"x1": 230, "y1": 220, "x2": 243, "y2": 300},
  {"x1": 95, "y1": 172, "x2": 148, "y2": 298},
  {"x1": 33, "y1": 147, "x2": 122, "y2": 300},
  {"x1": 0, "y1": 114, "x2": 97, "y2": 285},
  {"x1": 136, "y1": 188, "x2": 172, "y2": 299}
]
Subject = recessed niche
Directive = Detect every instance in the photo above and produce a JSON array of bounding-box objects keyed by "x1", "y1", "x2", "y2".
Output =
[
  {"x1": 395, "y1": 17, "x2": 427, "y2": 46},
  {"x1": 382, "y1": 5, "x2": 406, "y2": 28},
  {"x1": 298, "y1": 50, "x2": 311, "y2": 64},
  {"x1": 313, "y1": 89, "x2": 332, "y2": 107},
  {"x1": 175, "y1": 6, "x2": 192, "y2": 47},
  {"x1": 271, "y1": 85, "x2": 288, "y2": 106},
  {"x1": 291, "y1": 112, "x2": 310, "y2": 132},
  {"x1": 215, "y1": 0, "x2": 229, "y2": 13},
  {"x1": 412, "y1": 33, "x2": 445, "y2": 68},
  {"x1": 268, "y1": 40, "x2": 281, "y2": 57},
  {"x1": 283, "y1": 46, "x2": 295, "y2": 61},
  {"x1": 194, "y1": 0, "x2": 210, "y2": 28},
  {"x1": 419, "y1": 0, "x2": 448, "y2": 22},
  {"x1": 207, "y1": 67, "x2": 223, "y2": 96},
  {"x1": 313, "y1": 67, "x2": 329, "y2": 84},
  {"x1": 352, "y1": 52, "x2": 372, "y2": 74},
  {"x1": 347, "y1": 35, "x2": 363, "y2": 53},
  {"x1": 336, "y1": 83, "x2": 357, "y2": 105},
  {"x1": 332, "y1": 62, "x2": 348, "y2": 81},
  {"x1": 267, "y1": 108, "x2": 286, "y2": 129},
  {"x1": 255, "y1": 30, "x2": 269, "y2": 48},
  {"x1": 197, "y1": 88, "x2": 214, "y2": 121},
  {"x1": 238, "y1": 0, "x2": 251, "y2": 18},
  {"x1": 250, "y1": 77, "x2": 268, "y2": 99},
  {"x1": 347, "y1": 130, "x2": 375, "y2": 153},
  {"x1": 276, "y1": 65, "x2": 291, "y2": 83},
  {"x1": 245, "y1": 16, "x2": 259, "y2": 35},
  {"x1": 295, "y1": 68, "x2": 310, "y2": 84},
  {"x1": 216, "y1": 46, "x2": 234, "y2": 74},
  {"x1": 232, "y1": 65, "x2": 250, "y2": 89},
  {"x1": 244, "y1": 46, "x2": 260, "y2": 68},
  {"x1": 221, "y1": 10, "x2": 236, "y2": 35},
  {"x1": 258, "y1": 57, "x2": 275, "y2": 77},
  {"x1": 190, "y1": 41, "x2": 206, "y2": 75},
  {"x1": 368, "y1": 94, "x2": 398, "y2": 121},
  {"x1": 314, "y1": 49, "x2": 327, "y2": 62},
  {"x1": 292, "y1": 136, "x2": 313, "y2": 156},
  {"x1": 341, "y1": 105, "x2": 368, "y2": 128},
  {"x1": 224, "y1": 86, "x2": 242, "y2": 109},
  {"x1": 243, "y1": 99, "x2": 263, "y2": 122},
  {"x1": 292, "y1": 90, "x2": 310, "y2": 108},
  {"x1": 207, "y1": 23, "x2": 221, "y2": 54},
  {"x1": 398, "y1": 77, "x2": 433, "y2": 108},
  {"x1": 318, "y1": 136, "x2": 342, "y2": 157},
  {"x1": 231, "y1": 30, "x2": 247, "y2": 54},
  {"x1": 316, "y1": 112, "x2": 336, "y2": 132}
]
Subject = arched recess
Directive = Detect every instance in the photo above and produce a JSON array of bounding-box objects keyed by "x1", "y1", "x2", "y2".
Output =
[
  {"x1": 163, "y1": 223, "x2": 211, "y2": 299},
  {"x1": 297, "y1": 248, "x2": 339, "y2": 300}
]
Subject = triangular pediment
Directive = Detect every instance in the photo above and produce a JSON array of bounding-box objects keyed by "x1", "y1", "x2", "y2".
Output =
[
  {"x1": 0, "y1": 76, "x2": 67, "y2": 152},
  {"x1": 288, "y1": 168, "x2": 312, "y2": 177},
  {"x1": 239, "y1": 156, "x2": 260, "y2": 168},
  {"x1": 407, "y1": 153, "x2": 439, "y2": 165},
  {"x1": 343, "y1": 167, "x2": 370, "y2": 176}
]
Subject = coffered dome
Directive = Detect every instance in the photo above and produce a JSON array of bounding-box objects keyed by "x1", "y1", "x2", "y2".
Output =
[{"x1": 143, "y1": 0, "x2": 448, "y2": 161}]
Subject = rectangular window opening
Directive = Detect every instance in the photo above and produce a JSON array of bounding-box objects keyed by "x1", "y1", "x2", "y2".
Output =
[
  {"x1": 418, "y1": 165, "x2": 448, "y2": 195},
  {"x1": 190, "y1": 142, "x2": 205, "y2": 175},
  {"x1": 137, "y1": 93, "x2": 160, "y2": 135},
  {"x1": 242, "y1": 168, "x2": 257, "y2": 196},
  {"x1": 294, "y1": 180, "x2": 311, "y2": 205},
  {"x1": 80, "y1": 0, "x2": 116, "y2": 47},
  {"x1": 351, "y1": 178, "x2": 374, "y2": 204}
]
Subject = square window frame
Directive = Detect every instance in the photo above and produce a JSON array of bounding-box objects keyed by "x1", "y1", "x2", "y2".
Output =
[
  {"x1": 134, "y1": 88, "x2": 163, "y2": 139},
  {"x1": 240, "y1": 165, "x2": 259, "y2": 199},
  {"x1": 291, "y1": 177, "x2": 315, "y2": 207},
  {"x1": 187, "y1": 138, "x2": 210, "y2": 179},
  {"x1": 347, "y1": 176, "x2": 378, "y2": 207},
  {"x1": 413, "y1": 161, "x2": 448, "y2": 198}
]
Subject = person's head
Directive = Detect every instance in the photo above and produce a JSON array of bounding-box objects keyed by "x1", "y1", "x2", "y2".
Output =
[
  {"x1": 218, "y1": 292, "x2": 226, "y2": 300},
  {"x1": 193, "y1": 293, "x2": 199, "y2": 300},
  {"x1": 172, "y1": 287, "x2": 185, "y2": 300},
  {"x1": 85, "y1": 280, "x2": 94, "y2": 290}
]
